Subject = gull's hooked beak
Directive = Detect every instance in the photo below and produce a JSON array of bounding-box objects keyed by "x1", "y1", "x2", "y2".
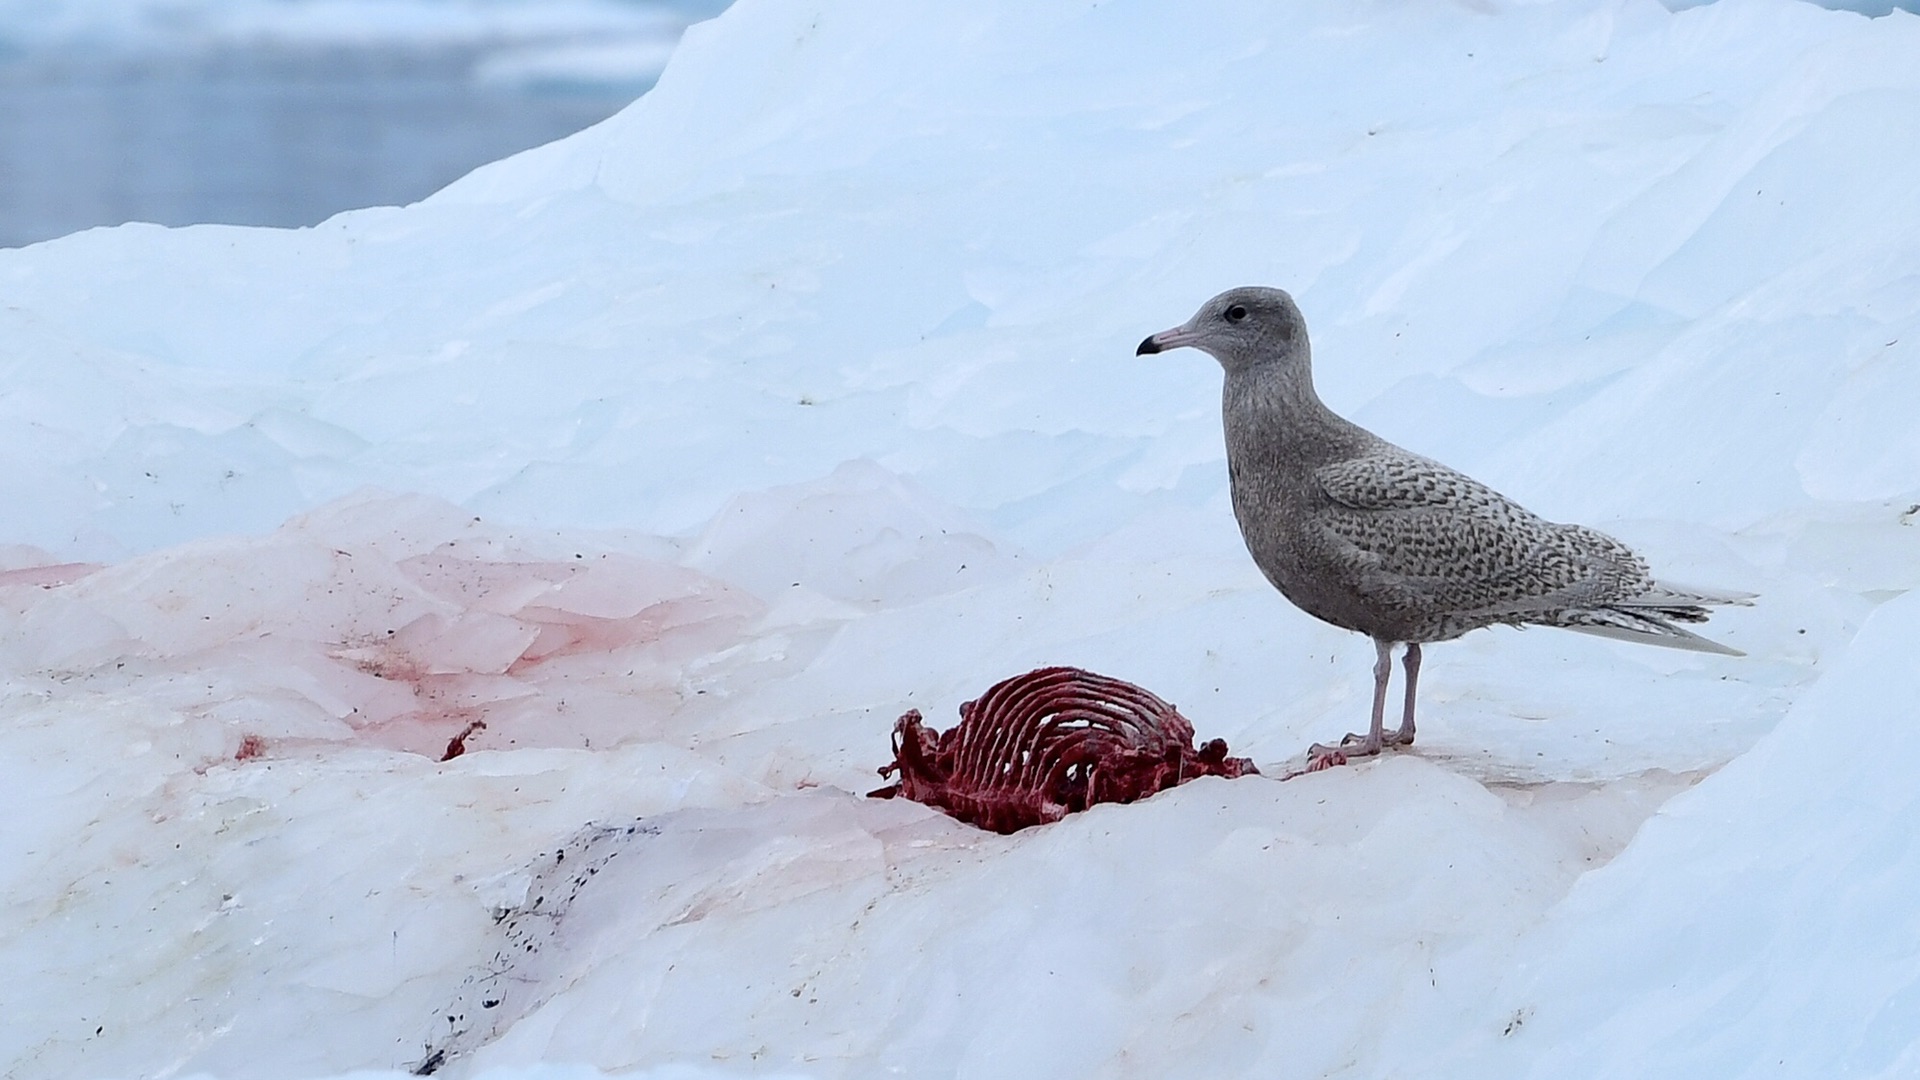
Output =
[{"x1": 1136, "y1": 323, "x2": 1200, "y2": 355}]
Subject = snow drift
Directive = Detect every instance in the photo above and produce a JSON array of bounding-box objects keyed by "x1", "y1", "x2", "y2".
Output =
[{"x1": 4, "y1": 0, "x2": 1920, "y2": 1077}]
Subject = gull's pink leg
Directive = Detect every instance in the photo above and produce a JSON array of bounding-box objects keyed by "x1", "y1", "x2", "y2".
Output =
[
  {"x1": 1389, "y1": 642, "x2": 1420, "y2": 747},
  {"x1": 1310, "y1": 638, "x2": 1395, "y2": 762}
]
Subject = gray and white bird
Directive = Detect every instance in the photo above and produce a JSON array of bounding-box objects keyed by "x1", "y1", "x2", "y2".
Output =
[{"x1": 1137, "y1": 286, "x2": 1751, "y2": 763}]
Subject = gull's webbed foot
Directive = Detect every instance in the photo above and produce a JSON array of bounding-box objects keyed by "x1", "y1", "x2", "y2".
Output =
[{"x1": 1305, "y1": 725, "x2": 1413, "y2": 770}]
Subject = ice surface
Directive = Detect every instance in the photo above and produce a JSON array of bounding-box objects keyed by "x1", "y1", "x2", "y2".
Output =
[
  {"x1": 1401, "y1": 589, "x2": 1920, "y2": 1079},
  {"x1": 4, "y1": 0, "x2": 1920, "y2": 1077}
]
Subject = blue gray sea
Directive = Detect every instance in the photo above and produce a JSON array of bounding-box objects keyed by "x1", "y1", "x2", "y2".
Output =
[{"x1": 0, "y1": 3, "x2": 728, "y2": 250}]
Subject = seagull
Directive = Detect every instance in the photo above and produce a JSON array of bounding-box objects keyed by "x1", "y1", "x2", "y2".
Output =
[{"x1": 1137, "y1": 286, "x2": 1751, "y2": 763}]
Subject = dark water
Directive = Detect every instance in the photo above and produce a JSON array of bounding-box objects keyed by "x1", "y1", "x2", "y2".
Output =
[{"x1": 0, "y1": 48, "x2": 647, "y2": 250}]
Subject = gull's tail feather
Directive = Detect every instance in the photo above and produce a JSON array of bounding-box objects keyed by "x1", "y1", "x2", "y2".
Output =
[
  {"x1": 1557, "y1": 605, "x2": 1746, "y2": 656},
  {"x1": 1623, "y1": 580, "x2": 1759, "y2": 608}
]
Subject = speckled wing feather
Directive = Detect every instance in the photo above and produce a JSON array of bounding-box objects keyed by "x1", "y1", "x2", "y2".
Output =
[{"x1": 1312, "y1": 453, "x2": 1655, "y2": 635}]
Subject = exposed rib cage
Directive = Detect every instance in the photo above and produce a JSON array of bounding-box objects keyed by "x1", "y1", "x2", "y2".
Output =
[{"x1": 870, "y1": 666, "x2": 1257, "y2": 834}]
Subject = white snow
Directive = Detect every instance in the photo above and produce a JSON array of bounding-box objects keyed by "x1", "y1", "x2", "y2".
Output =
[{"x1": 3, "y1": 0, "x2": 1919, "y2": 1077}]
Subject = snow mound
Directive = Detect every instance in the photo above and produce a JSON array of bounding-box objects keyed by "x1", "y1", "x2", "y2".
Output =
[
  {"x1": 6, "y1": 0, "x2": 1920, "y2": 1077},
  {"x1": 1403, "y1": 588, "x2": 1920, "y2": 1078}
]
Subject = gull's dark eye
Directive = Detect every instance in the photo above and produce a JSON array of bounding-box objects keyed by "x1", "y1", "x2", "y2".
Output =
[{"x1": 1224, "y1": 304, "x2": 1248, "y2": 323}]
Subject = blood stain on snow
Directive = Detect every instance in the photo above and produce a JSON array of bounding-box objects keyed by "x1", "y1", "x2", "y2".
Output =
[
  {"x1": 440, "y1": 718, "x2": 487, "y2": 761},
  {"x1": 0, "y1": 562, "x2": 103, "y2": 589}
]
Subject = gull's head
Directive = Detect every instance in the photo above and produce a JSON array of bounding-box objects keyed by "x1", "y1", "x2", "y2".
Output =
[{"x1": 1136, "y1": 286, "x2": 1307, "y2": 374}]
